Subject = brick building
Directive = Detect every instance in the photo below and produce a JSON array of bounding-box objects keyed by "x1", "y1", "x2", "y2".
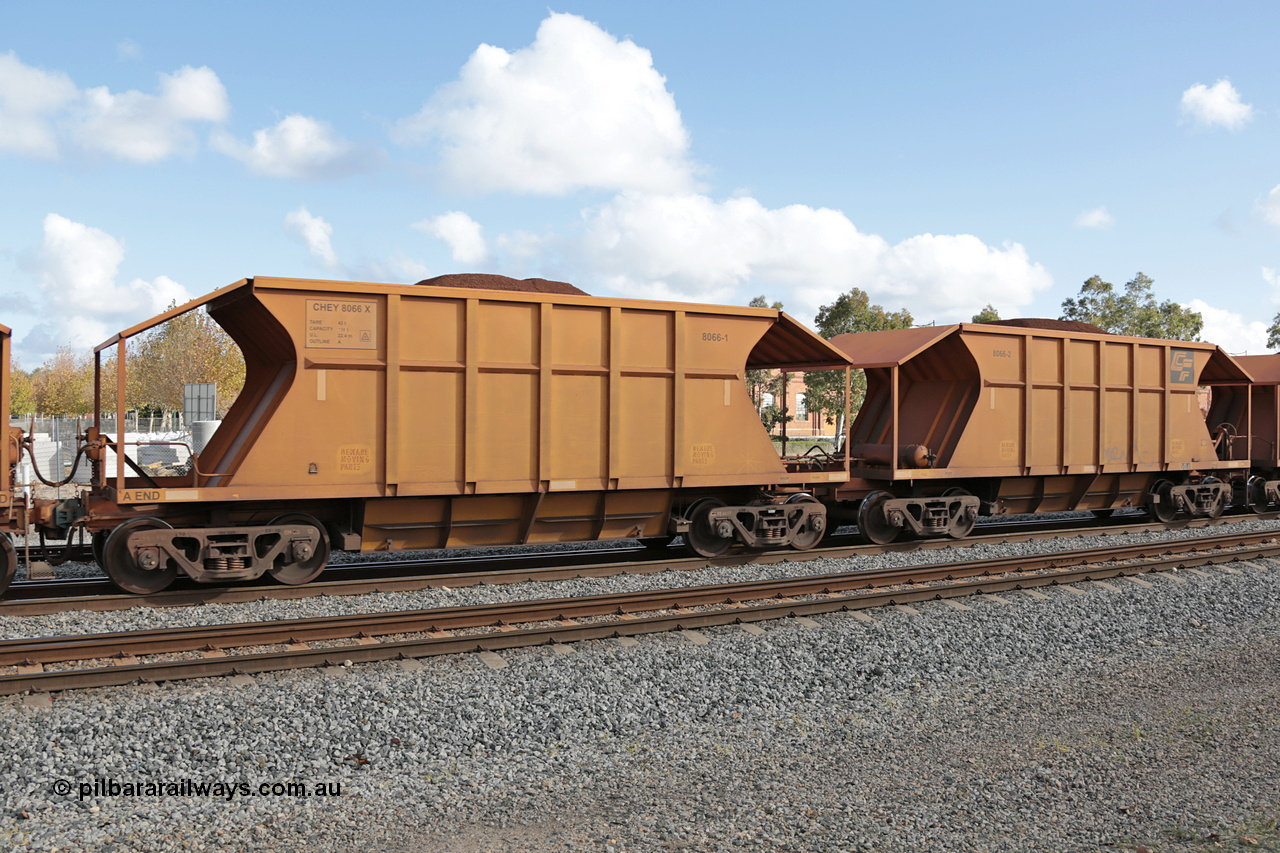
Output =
[{"x1": 757, "y1": 372, "x2": 840, "y2": 439}]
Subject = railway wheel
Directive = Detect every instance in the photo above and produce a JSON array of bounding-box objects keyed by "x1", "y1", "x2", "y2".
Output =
[
  {"x1": 942, "y1": 488, "x2": 976, "y2": 539},
  {"x1": 103, "y1": 518, "x2": 178, "y2": 595},
  {"x1": 1246, "y1": 475, "x2": 1268, "y2": 512},
  {"x1": 91, "y1": 529, "x2": 109, "y2": 569},
  {"x1": 0, "y1": 535, "x2": 15, "y2": 597},
  {"x1": 786, "y1": 495, "x2": 827, "y2": 551},
  {"x1": 857, "y1": 491, "x2": 900, "y2": 545},
  {"x1": 1203, "y1": 478, "x2": 1226, "y2": 519},
  {"x1": 947, "y1": 507, "x2": 976, "y2": 539},
  {"x1": 685, "y1": 499, "x2": 734, "y2": 558},
  {"x1": 267, "y1": 513, "x2": 331, "y2": 585},
  {"x1": 1146, "y1": 479, "x2": 1177, "y2": 524}
]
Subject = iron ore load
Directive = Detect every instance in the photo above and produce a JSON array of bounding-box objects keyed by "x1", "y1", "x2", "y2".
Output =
[{"x1": 5, "y1": 276, "x2": 1280, "y2": 597}]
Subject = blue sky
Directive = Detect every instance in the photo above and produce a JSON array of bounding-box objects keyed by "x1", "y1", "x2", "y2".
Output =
[{"x1": 3, "y1": 1, "x2": 1280, "y2": 366}]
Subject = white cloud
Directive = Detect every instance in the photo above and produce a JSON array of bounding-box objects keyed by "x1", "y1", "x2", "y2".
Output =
[
  {"x1": 20, "y1": 213, "x2": 190, "y2": 354},
  {"x1": 116, "y1": 40, "x2": 141, "y2": 61},
  {"x1": 346, "y1": 257, "x2": 433, "y2": 284},
  {"x1": 73, "y1": 65, "x2": 228, "y2": 162},
  {"x1": 1260, "y1": 185, "x2": 1280, "y2": 230},
  {"x1": 0, "y1": 53, "x2": 228, "y2": 163},
  {"x1": 283, "y1": 207, "x2": 429, "y2": 282},
  {"x1": 1180, "y1": 79, "x2": 1253, "y2": 131},
  {"x1": 284, "y1": 207, "x2": 340, "y2": 268},
  {"x1": 1184, "y1": 298, "x2": 1269, "y2": 354},
  {"x1": 413, "y1": 212, "x2": 488, "y2": 265},
  {"x1": 568, "y1": 192, "x2": 1052, "y2": 322},
  {"x1": 1074, "y1": 206, "x2": 1114, "y2": 229},
  {"x1": 395, "y1": 12, "x2": 694, "y2": 195},
  {"x1": 1264, "y1": 266, "x2": 1279, "y2": 294},
  {"x1": 212, "y1": 114, "x2": 371, "y2": 179},
  {"x1": 0, "y1": 52, "x2": 79, "y2": 158}
]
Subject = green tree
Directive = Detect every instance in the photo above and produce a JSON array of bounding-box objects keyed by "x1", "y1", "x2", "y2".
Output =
[
  {"x1": 1267, "y1": 313, "x2": 1280, "y2": 351},
  {"x1": 8, "y1": 358, "x2": 36, "y2": 415},
  {"x1": 1060, "y1": 272, "x2": 1202, "y2": 340},
  {"x1": 130, "y1": 307, "x2": 246, "y2": 416},
  {"x1": 748, "y1": 295, "x2": 783, "y2": 311},
  {"x1": 746, "y1": 295, "x2": 789, "y2": 429},
  {"x1": 971, "y1": 304, "x2": 1001, "y2": 323},
  {"x1": 803, "y1": 289, "x2": 913, "y2": 430}
]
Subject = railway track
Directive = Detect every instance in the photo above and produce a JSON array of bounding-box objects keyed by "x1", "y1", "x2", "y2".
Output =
[
  {"x1": 3, "y1": 511, "x2": 1268, "y2": 615},
  {"x1": 3, "y1": 527, "x2": 1276, "y2": 695},
  {"x1": 7, "y1": 542, "x2": 94, "y2": 565}
]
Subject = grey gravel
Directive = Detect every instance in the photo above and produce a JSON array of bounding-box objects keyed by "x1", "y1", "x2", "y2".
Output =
[{"x1": 1, "y1": 523, "x2": 1278, "y2": 851}]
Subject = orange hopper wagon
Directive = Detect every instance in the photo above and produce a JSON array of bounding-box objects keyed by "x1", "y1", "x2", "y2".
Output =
[{"x1": 42, "y1": 276, "x2": 850, "y2": 593}]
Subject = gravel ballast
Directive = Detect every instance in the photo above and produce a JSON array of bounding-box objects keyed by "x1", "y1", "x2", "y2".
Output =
[{"x1": 0, "y1": 527, "x2": 1278, "y2": 851}]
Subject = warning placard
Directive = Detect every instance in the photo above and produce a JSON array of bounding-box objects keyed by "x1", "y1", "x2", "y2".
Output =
[
  {"x1": 337, "y1": 444, "x2": 373, "y2": 474},
  {"x1": 307, "y1": 299, "x2": 378, "y2": 349}
]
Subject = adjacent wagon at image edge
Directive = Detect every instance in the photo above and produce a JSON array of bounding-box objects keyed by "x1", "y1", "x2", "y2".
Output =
[
  {"x1": 827, "y1": 319, "x2": 1258, "y2": 543},
  {"x1": 0, "y1": 322, "x2": 20, "y2": 591}
]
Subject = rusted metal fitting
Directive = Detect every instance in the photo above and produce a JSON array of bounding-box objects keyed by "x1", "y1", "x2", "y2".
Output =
[
  {"x1": 83, "y1": 427, "x2": 106, "y2": 462},
  {"x1": 292, "y1": 540, "x2": 314, "y2": 562}
]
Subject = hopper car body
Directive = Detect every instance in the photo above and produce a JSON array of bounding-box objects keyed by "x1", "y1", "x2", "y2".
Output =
[
  {"x1": 1206, "y1": 354, "x2": 1280, "y2": 508},
  {"x1": 30, "y1": 277, "x2": 852, "y2": 592},
  {"x1": 824, "y1": 321, "x2": 1256, "y2": 543}
]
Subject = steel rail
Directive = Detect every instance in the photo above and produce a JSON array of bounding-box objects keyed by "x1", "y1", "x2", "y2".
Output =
[
  {"x1": 2, "y1": 530, "x2": 1276, "y2": 694},
  {"x1": 4, "y1": 512, "x2": 1270, "y2": 616}
]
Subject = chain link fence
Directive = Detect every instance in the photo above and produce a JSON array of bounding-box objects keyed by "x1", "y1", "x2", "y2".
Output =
[{"x1": 9, "y1": 414, "x2": 198, "y2": 495}]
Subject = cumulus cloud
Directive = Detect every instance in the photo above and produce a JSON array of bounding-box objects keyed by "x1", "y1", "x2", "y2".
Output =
[
  {"x1": 1259, "y1": 185, "x2": 1280, "y2": 230},
  {"x1": 1184, "y1": 298, "x2": 1268, "y2": 353},
  {"x1": 395, "y1": 12, "x2": 694, "y2": 195},
  {"x1": 72, "y1": 65, "x2": 228, "y2": 162},
  {"x1": 284, "y1": 207, "x2": 429, "y2": 281},
  {"x1": 1180, "y1": 79, "x2": 1253, "y2": 131},
  {"x1": 0, "y1": 52, "x2": 79, "y2": 158},
  {"x1": 568, "y1": 192, "x2": 1051, "y2": 322},
  {"x1": 19, "y1": 213, "x2": 190, "y2": 355},
  {"x1": 0, "y1": 53, "x2": 228, "y2": 162},
  {"x1": 1074, "y1": 206, "x2": 1114, "y2": 229},
  {"x1": 284, "y1": 207, "x2": 340, "y2": 268},
  {"x1": 212, "y1": 114, "x2": 373, "y2": 179},
  {"x1": 413, "y1": 212, "x2": 488, "y2": 265}
]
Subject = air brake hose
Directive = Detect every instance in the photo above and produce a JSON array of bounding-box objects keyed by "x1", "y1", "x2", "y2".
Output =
[{"x1": 21, "y1": 439, "x2": 88, "y2": 488}]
